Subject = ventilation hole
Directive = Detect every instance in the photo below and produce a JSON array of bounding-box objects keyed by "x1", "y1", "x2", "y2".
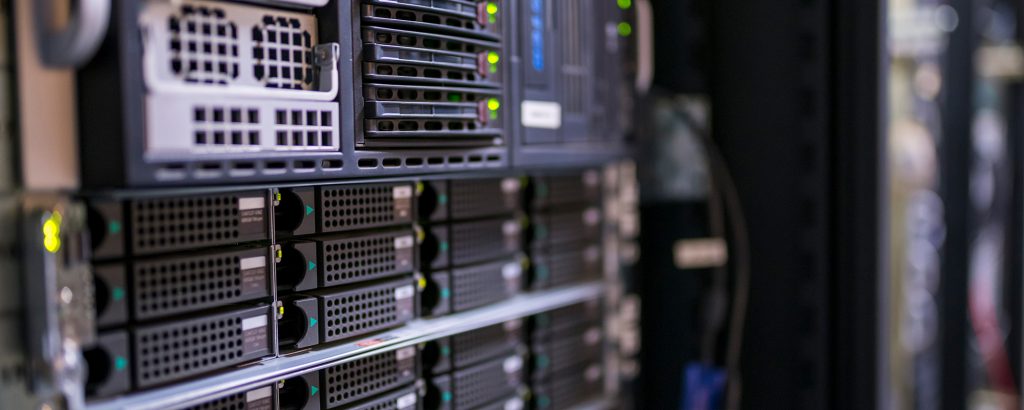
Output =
[
  {"x1": 427, "y1": 157, "x2": 444, "y2": 165},
  {"x1": 405, "y1": 158, "x2": 423, "y2": 167},
  {"x1": 358, "y1": 158, "x2": 379, "y2": 168},
  {"x1": 321, "y1": 159, "x2": 343, "y2": 169},
  {"x1": 449, "y1": 156, "x2": 464, "y2": 164},
  {"x1": 382, "y1": 158, "x2": 401, "y2": 168},
  {"x1": 294, "y1": 160, "x2": 315, "y2": 169},
  {"x1": 267, "y1": 161, "x2": 287, "y2": 169}
]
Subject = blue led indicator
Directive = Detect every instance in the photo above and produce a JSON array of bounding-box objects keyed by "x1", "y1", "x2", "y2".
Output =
[{"x1": 530, "y1": 0, "x2": 545, "y2": 71}]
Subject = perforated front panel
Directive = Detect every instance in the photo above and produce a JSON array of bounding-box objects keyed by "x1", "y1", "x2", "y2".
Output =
[
  {"x1": 533, "y1": 365, "x2": 603, "y2": 409},
  {"x1": 183, "y1": 385, "x2": 275, "y2": 410},
  {"x1": 319, "y1": 183, "x2": 414, "y2": 233},
  {"x1": 129, "y1": 192, "x2": 268, "y2": 255},
  {"x1": 451, "y1": 259, "x2": 520, "y2": 312},
  {"x1": 132, "y1": 247, "x2": 270, "y2": 320},
  {"x1": 451, "y1": 321, "x2": 522, "y2": 369},
  {"x1": 449, "y1": 177, "x2": 520, "y2": 220},
  {"x1": 317, "y1": 278, "x2": 415, "y2": 342},
  {"x1": 540, "y1": 208, "x2": 600, "y2": 247},
  {"x1": 531, "y1": 172, "x2": 600, "y2": 210},
  {"x1": 450, "y1": 218, "x2": 520, "y2": 266},
  {"x1": 533, "y1": 244, "x2": 600, "y2": 289},
  {"x1": 319, "y1": 230, "x2": 415, "y2": 287},
  {"x1": 322, "y1": 348, "x2": 417, "y2": 407},
  {"x1": 452, "y1": 354, "x2": 524, "y2": 410},
  {"x1": 533, "y1": 328, "x2": 602, "y2": 376},
  {"x1": 133, "y1": 306, "x2": 271, "y2": 387},
  {"x1": 534, "y1": 300, "x2": 601, "y2": 334},
  {"x1": 183, "y1": 393, "x2": 245, "y2": 410},
  {"x1": 348, "y1": 385, "x2": 418, "y2": 410}
]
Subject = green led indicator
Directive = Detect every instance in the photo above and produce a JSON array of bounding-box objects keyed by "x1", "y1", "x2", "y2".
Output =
[
  {"x1": 486, "y1": 2, "x2": 498, "y2": 15},
  {"x1": 617, "y1": 22, "x2": 632, "y2": 37},
  {"x1": 441, "y1": 288, "x2": 451, "y2": 299},
  {"x1": 112, "y1": 287, "x2": 125, "y2": 301},
  {"x1": 438, "y1": 194, "x2": 449, "y2": 205},
  {"x1": 310, "y1": 385, "x2": 319, "y2": 396},
  {"x1": 440, "y1": 241, "x2": 450, "y2": 252},
  {"x1": 114, "y1": 356, "x2": 127, "y2": 371},
  {"x1": 447, "y1": 93, "x2": 463, "y2": 102},
  {"x1": 617, "y1": 0, "x2": 631, "y2": 9},
  {"x1": 487, "y1": 52, "x2": 500, "y2": 65},
  {"x1": 305, "y1": 205, "x2": 314, "y2": 216},
  {"x1": 442, "y1": 392, "x2": 452, "y2": 402},
  {"x1": 487, "y1": 98, "x2": 501, "y2": 111},
  {"x1": 109, "y1": 220, "x2": 122, "y2": 235},
  {"x1": 309, "y1": 317, "x2": 318, "y2": 328},
  {"x1": 308, "y1": 261, "x2": 316, "y2": 271}
]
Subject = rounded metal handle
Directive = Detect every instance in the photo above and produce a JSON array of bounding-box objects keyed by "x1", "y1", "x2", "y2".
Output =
[{"x1": 34, "y1": 0, "x2": 110, "y2": 67}]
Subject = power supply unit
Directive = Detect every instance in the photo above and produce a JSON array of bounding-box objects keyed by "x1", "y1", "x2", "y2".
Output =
[{"x1": 421, "y1": 256, "x2": 523, "y2": 316}]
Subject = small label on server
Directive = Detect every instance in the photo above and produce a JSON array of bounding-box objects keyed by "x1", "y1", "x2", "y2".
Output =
[
  {"x1": 245, "y1": 386, "x2": 274, "y2": 410},
  {"x1": 242, "y1": 315, "x2": 269, "y2": 354},
  {"x1": 521, "y1": 100, "x2": 562, "y2": 129},
  {"x1": 239, "y1": 256, "x2": 267, "y2": 294},
  {"x1": 238, "y1": 196, "x2": 266, "y2": 235},
  {"x1": 393, "y1": 186, "x2": 413, "y2": 220},
  {"x1": 395, "y1": 235, "x2": 414, "y2": 270},
  {"x1": 396, "y1": 392, "x2": 418, "y2": 409}
]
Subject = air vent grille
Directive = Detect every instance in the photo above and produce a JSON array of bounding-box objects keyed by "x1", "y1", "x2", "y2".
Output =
[
  {"x1": 318, "y1": 183, "x2": 414, "y2": 232},
  {"x1": 452, "y1": 354, "x2": 524, "y2": 410},
  {"x1": 451, "y1": 321, "x2": 522, "y2": 369},
  {"x1": 449, "y1": 177, "x2": 520, "y2": 219},
  {"x1": 316, "y1": 278, "x2": 415, "y2": 342},
  {"x1": 129, "y1": 192, "x2": 268, "y2": 255},
  {"x1": 320, "y1": 230, "x2": 415, "y2": 287},
  {"x1": 132, "y1": 248, "x2": 270, "y2": 320},
  {"x1": 450, "y1": 218, "x2": 520, "y2": 266},
  {"x1": 323, "y1": 348, "x2": 417, "y2": 407},
  {"x1": 133, "y1": 307, "x2": 270, "y2": 387},
  {"x1": 451, "y1": 259, "x2": 520, "y2": 312}
]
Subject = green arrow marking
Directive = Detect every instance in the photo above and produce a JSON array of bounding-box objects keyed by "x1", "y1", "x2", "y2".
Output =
[
  {"x1": 112, "y1": 287, "x2": 125, "y2": 301},
  {"x1": 114, "y1": 356, "x2": 127, "y2": 371},
  {"x1": 441, "y1": 288, "x2": 451, "y2": 299},
  {"x1": 310, "y1": 385, "x2": 319, "y2": 396},
  {"x1": 309, "y1": 317, "x2": 318, "y2": 328},
  {"x1": 109, "y1": 220, "x2": 122, "y2": 235},
  {"x1": 438, "y1": 194, "x2": 449, "y2": 205},
  {"x1": 442, "y1": 392, "x2": 452, "y2": 402},
  {"x1": 308, "y1": 261, "x2": 316, "y2": 271},
  {"x1": 305, "y1": 205, "x2": 314, "y2": 216},
  {"x1": 439, "y1": 241, "x2": 450, "y2": 252}
]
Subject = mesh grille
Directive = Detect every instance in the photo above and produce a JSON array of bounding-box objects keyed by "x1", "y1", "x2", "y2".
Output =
[
  {"x1": 451, "y1": 259, "x2": 519, "y2": 312},
  {"x1": 318, "y1": 279, "x2": 414, "y2": 342},
  {"x1": 451, "y1": 321, "x2": 522, "y2": 369},
  {"x1": 539, "y1": 208, "x2": 600, "y2": 247},
  {"x1": 535, "y1": 365, "x2": 602, "y2": 409},
  {"x1": 534, "y1": 244, "x2": 600, "y2": 289},
  {"x1": 535, "y1": 300, "x2": 601, "y2": 334},
  {"x1": 167, "y1": 4, "x2": 239, "y2": 85},
  {"x1": 133, "y1": 248, "x2": 270, "y2": 320},
  {"x1": 320, "y1": 230, "x2": 415, "y2": 287},
  {"x1": 348, "y1": 386, "x2": 418, "y2": 410},
  {"x1": 452, "y1": 354, "x2": 523, "y2": 409},
  {"x1": 134, "y1": 307, "x2": 270, "y2": 387},
  {"x1": 182, "y1": 392, "x2": 245, "y2": 410},
  {"x1": 252, "y1": 15, "x2": 315, "y2": 89},
  {"x1": 450, "y1": 218, "x2": 519, "y2": 266},
  {"x1": 130, "y1": 192, "x2": 267, "y2": 255},
  {"x1": 319, "y1": 183, "x2": 413, "y2": 232},
  {"x1": 449, "y1": 178, "x2": 520, "y2": 219},
  {"x1": 323, "y1": 348, "x2": 417, "y2": 407},
  {"x1": 532, "y1": 173, "x2": 600, "y2": 209},
  {"x1": 535, "y1": 329, "x2": 601, "y2": 375}
]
